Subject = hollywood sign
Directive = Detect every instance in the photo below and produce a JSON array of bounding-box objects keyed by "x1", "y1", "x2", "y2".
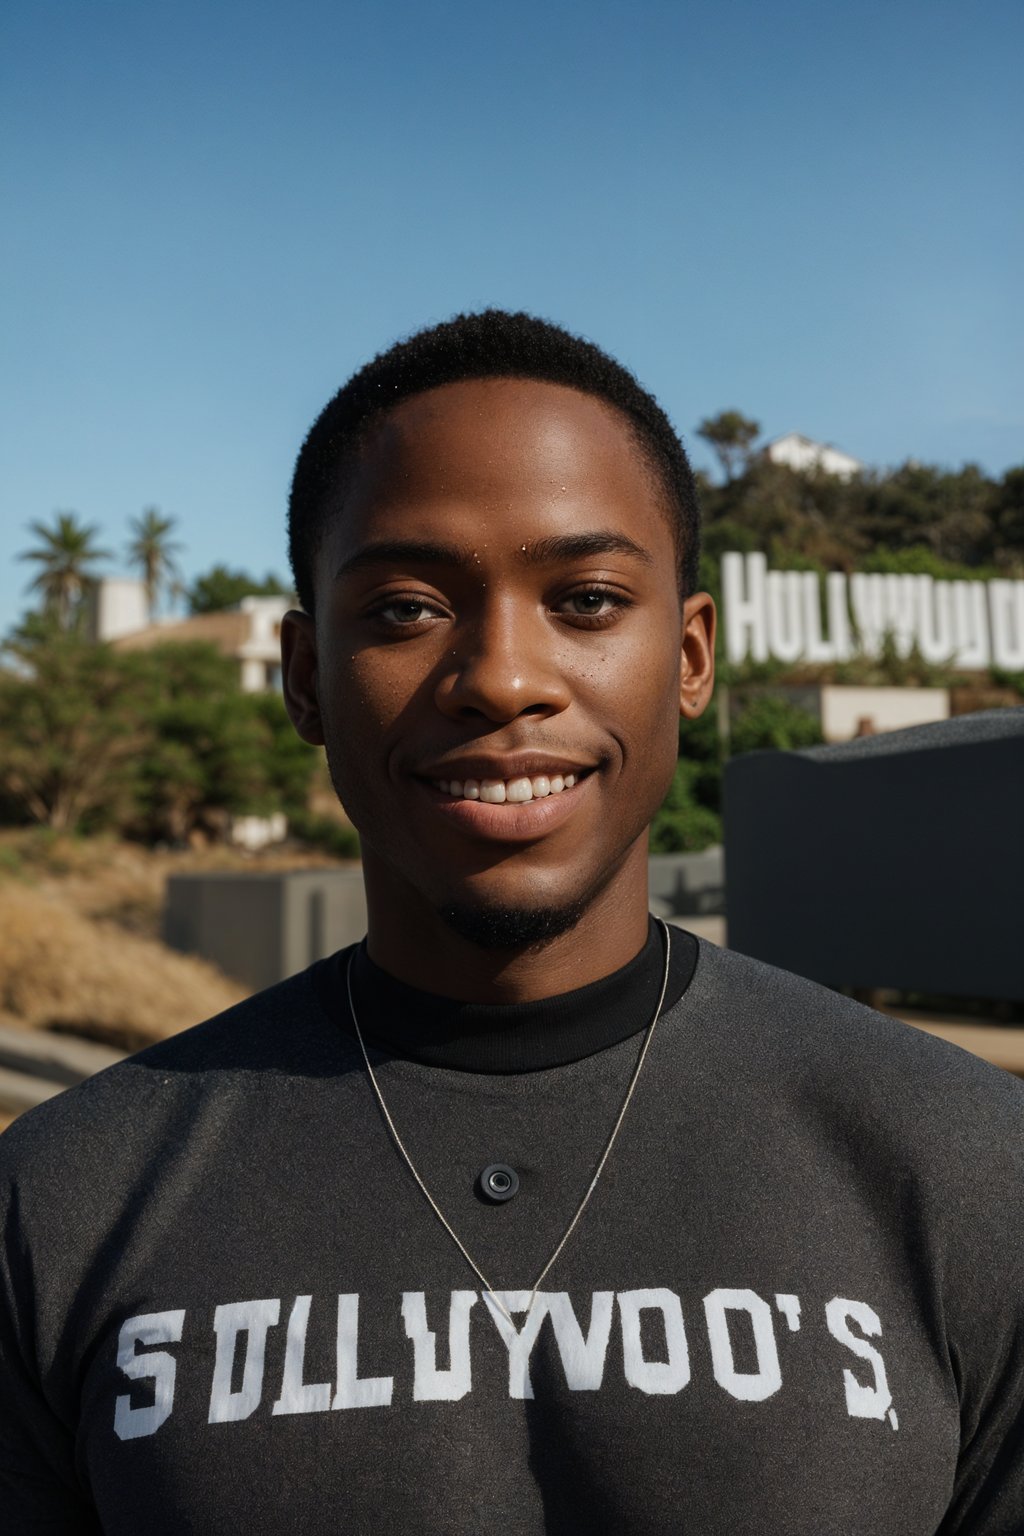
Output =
[{"x1": 721, "y1": 552, "x2": 1024, "y2": 672}]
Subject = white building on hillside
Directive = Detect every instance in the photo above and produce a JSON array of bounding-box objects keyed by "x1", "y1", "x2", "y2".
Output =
[
  {"x1": 86, "y1": 579, "x2": 293, "y2": 693},
  {"x1": 85, "y1": 577, "x2": 149, "y2": 642},
  {"x1": 764, "y1": 433, "x2": 863, "y2": 481}
]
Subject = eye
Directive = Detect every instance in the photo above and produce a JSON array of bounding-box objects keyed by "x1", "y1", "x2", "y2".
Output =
[
  {"x1": 377, "y1": 599, "x2": 436, "y2": 625},
  {"x1": 369, "y1": 595, "x2": 445, "y2": 626},
  {"x1": 556, "y1": 587, "x2": 630, "y2": 623}
]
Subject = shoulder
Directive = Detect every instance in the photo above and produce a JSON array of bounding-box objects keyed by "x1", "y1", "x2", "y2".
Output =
[
  {"x1": 689, "y1": 937, "x2": 1024, "y2": 1106},
  {"x1": 0, "y1": 955, "x2": 355, "y2": 1185},
  {"x1": 684, "y1": 937, "x2": 1024, "y2": 1161}
]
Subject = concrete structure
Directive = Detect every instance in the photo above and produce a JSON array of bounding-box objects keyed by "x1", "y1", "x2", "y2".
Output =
[
  {"x1": 649, "y1": 847, "x2": 724, "y2": 916},
  {"x1": 164, "y1": 868, "x2": 368, "y2": 992},
  {"x1": 763, "y1": 432, "x2": 863, "y2": 480},
  {"x1": 724, "y1": 708, "x2": 1024, "y2": 1001},
  {"x1": 102, "y1": 585, "x2": 293, "y2": 693},
  {"x1": 163, "y1": 853, "x2": 726, "y2": 992},
  {"x1": 818, "y1": 684, "x2": 950, "y2": 741}
]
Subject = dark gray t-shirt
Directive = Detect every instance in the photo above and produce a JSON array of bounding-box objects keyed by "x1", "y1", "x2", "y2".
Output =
[{"x1": 2, "y1": 937, "x2": 1023, "y2": 1533}]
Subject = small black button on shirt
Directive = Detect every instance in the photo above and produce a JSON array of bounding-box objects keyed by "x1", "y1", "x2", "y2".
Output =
[{"x1": 2, "y1": 928, "x2": 1024, "y2": 1533}]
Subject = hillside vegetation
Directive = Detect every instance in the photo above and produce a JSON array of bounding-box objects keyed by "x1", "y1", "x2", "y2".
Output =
[{"x1": 0, "y1": 832, "x2": 344, "y2": 1050}]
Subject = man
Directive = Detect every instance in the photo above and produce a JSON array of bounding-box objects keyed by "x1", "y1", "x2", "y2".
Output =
[{"x1": 2, "y1": 311, "x2": 1022, "y2": 1533}]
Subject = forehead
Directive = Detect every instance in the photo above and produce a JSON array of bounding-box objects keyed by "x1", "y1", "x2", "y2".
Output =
[{"x1": 330, "y1": 377, "x2": 673, "y2": 553}]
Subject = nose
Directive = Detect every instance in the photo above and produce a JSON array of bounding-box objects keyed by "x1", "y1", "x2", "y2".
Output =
[{"x1": 434, "y1": 599, "x2": 572, "y2": 723}]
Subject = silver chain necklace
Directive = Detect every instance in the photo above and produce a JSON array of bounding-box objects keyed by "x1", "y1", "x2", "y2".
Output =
[{"x1": 346, "y1": 919, "x2": 672, "y2": 1326}]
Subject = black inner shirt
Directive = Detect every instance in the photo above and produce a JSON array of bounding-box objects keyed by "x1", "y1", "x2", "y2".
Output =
[{"x1": 313, "y1": 916, "x2": 698, "y2": 1073}]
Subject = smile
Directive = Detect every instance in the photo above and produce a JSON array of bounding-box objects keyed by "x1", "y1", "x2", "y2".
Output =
[
  {"x1": 435, "y1": 773, "x2": 580, "y2": 804},
  {"x1": 416, "y1": 768, "x2": 597, "y2": 843}
]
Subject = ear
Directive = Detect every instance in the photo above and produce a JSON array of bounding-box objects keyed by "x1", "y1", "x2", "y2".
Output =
[
  {"x1": 679, "y1": 591, "x2": 716, "y2": 720},
  {"x1": 281, "y1": 610, "x2": 325, "y2": 745}
]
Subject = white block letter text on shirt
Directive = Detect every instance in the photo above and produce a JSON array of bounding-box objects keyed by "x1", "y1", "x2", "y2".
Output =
[
  {"x1": 113, "y1": 1310, "x2": 186, "y2": 1441},
  {"x1": 333, "y1": 1293, "x2": 393, "y2": 1409},
  {"x1": 618, "y1": 1288, "x2": 690, "y2": 1395},
  {"x1": 272, "y1": 1294, "x2": 332, "y2": 1416},
  {"x1": 402, "y1": 1291, "x2": 477, "y2": 1402},
  {"x1": 704, "y1": 1288, "x2": 782, "y2": 1402},
  {"x1": 208, "y1": 1299, "x2": 281, "y2": 1424},
  {"x1": 825, "y1": 1297, "x2": 893, "y2": 1420}
]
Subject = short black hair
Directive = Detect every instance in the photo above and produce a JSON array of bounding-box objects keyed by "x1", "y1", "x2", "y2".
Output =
[{"x1": 288, "y1": 309, "x2": 700, "y2": 615}]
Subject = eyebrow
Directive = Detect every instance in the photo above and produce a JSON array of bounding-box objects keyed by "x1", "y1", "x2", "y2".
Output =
[{"x1": 335, "y1": 531, "x2": 654, "y2": 579}]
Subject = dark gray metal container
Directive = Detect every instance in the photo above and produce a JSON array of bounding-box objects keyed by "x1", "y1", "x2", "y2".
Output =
[{"x1": 724, "y1": 709, "x2": 1024, "y2": 1000}]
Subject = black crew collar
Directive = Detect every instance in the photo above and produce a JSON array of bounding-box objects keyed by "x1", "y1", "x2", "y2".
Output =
[{"x1": 316, "y1": 917, "x2": 698, "y2": 1074}]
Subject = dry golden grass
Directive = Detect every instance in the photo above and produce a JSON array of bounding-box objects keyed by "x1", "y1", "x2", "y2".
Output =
[
  {"x1": 0, "y1": 829, "x2": 349, "y2": 1056},
  {"x1": 0, "y1": 881, "x2": 248, "y2": 1052},
  {"x1": 5, "y1": 830, "x2": 341, "y2": 939}
]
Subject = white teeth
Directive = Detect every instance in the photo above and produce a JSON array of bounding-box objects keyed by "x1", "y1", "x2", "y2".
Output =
[{"x1": 437, "y1": 771, "x2": 583, "y2": 801}]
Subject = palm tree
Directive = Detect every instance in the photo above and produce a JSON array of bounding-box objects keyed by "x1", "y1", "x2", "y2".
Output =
[
  {"x1": 125, "y1": 507, "x2": 184, "y2": 620},
  {"x1": 19, "y1": 511, "x2": 111, "y2": 630}
]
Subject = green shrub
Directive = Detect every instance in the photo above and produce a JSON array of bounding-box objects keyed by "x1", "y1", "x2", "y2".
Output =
[
  {"x1": 287, "y1": 810, "x2": 360, "y2": 860},
  {"x1": 650, "y1": 760, "x2": 722, "y2": 853},
  {"x1": 730, "y1": 695, "x2": 824, "y2": 755}
]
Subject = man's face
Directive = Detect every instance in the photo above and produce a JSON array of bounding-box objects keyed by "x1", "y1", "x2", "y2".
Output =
[{"x1": 284, "y1": 377, "x2": 713, "y2": 942}]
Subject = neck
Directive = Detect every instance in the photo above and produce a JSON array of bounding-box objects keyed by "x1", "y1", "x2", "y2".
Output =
[{"x1": 361, "y1": 839, "x2": 652, "y2": 1003}]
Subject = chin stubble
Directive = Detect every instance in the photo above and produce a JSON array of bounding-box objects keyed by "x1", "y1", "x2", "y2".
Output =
[{"x1": 436, "y1": 896, "x2": 590, "y2": 951}]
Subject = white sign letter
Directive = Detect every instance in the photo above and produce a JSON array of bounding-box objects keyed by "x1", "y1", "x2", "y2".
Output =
[
  {"x1": 952, "y1": 581, "x2": 990, "y2": 667},
  {"x1": 801, "y1": 572, "x2": 836, "y2": 663},
  {"x1": 765, "y1": 570, "x2": 805, "y2": 663},
  {"x1": 990, "y1": 580, "x2": 1024, "y2": 669},
  {"x1": 915, "y1": 576, "x2": 956, "y2": 663},
  {"x1": 882, "y1": 574, "x2": 918, "y2": 658},
  {"x1": 722, "y1": 552, "x2": 769, "y2": 665},
  {"x1": 825, "y1": 571, "x2": 855, "y2": 661},
  {"x1": 850, "y1": 573, "x2": 887, "y2": 658}
]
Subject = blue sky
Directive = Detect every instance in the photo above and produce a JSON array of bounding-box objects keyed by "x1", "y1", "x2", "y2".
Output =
[{"x1": 2, "y1": 0, "x2": 1021, "y2": 630}]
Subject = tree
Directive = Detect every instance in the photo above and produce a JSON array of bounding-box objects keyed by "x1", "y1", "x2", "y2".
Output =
[
  {"x1": 0, "y1": 632, "x2": 319, "y2": 841},
  {"x1": 126, "y1": 507, "x2": 184, "y2": 619},
  {"x1": 0, "y1": 628, "x2": 147, "y2": 830},
  {"x1": 188, "y1": 565, "x2": 290, "y2": 615},
  {"x1": 18, "y1": 512, "x2": 110, "y2": 630},
  {"x1": 696, "y1": 411, "x2": 761, "y2": 483},
  {"x1": 123, "y1": 644, "x2": 318, "y2": 843},
  {"x1": 992, "y1": 467, "x2": 1024, "y2": 568}
]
